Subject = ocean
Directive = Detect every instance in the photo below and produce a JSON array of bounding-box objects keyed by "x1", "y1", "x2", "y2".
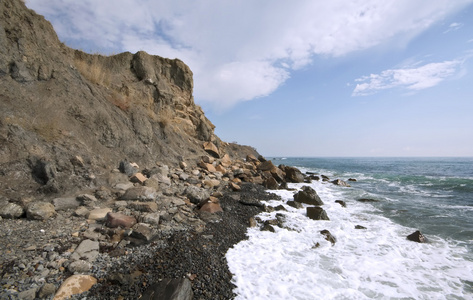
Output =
[{"x1": 226, "y1": 157, "x2": 473, "y2": 299}]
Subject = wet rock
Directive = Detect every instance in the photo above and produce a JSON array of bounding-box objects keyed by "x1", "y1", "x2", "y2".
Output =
[
  {"x1": 320, "y1": 229, "x2": 336, "y2": 245},
  {"x1": 26, "y1": 201, "x2": 56, "y2": 220},
  {"x1": 261, "y1": 223, "x2": 275, "y2": 232},
  {"x1": 357, "y1": 198, "x2": 380, "y2": 203},
  {"x1": 307, "y1": 206, "x2": 329, "y2": 220},
  {"x1": 71, "y1": 239, "x2": 99, "y2": 261},
  {"x1": 141, "y1": 278, "x2": 193, "y2": 300},
  {"x1": 53, "y1": 275, "x2": 97, "y2": 300},
  {"x1": 287, "y1": 200, "x2": 303, "y2": 209},
  {"x1": 335, "y1": 200, "x2": 346, "y2": 207},
  {"x1": 263, "y1": 176, "x2": 279, "y2": 189},
  {"x1": 332, "y1": 179, "x2": 351, "y2": 187},
  {"x1": 0, "y1": 202, "x2": 24, "y2": 218},
  {"x1": 407, "y1": 230, "x2": 428, "y2": 243},
  {"x1": 294, "y1": 186, "x2": 324, "y2": 206},
  {"x1": 348, "y1": 178, "x2": 357, "y2": 182},
  {"x1": 284, "y1": 166, "x2": 304, "y2": 183},
  {"x1": 105, "y1": 212, "x2": 137, "y2": 228},
  {"x1": 355, "y1": 225, "x2": 367, "y2": 229}
]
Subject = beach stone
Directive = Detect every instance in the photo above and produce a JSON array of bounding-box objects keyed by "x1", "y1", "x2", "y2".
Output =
[
  {"x1": 26, "y1": 201, "x2": 56, "y2": 220},
  {"x1": 141, "y1": 278, "x2": 193, "y2": 300},
  {"x1": 307, "y1": 206, "x2": 329, "y2": 220},
  {"x1": 88, "y1": 208, "x2": 112, "y2": 220},
  {"x1": 199, "y1": 161, "x2": 216, "y2": 173},
  {"x1": 120, "y1": 186, "x2": 158, "y2": 201},
  {"x1": 105, "y1": 212, "x2": 137, "y2": 228},
  {"x1": 287, "y1": 200, "x2": 303, "y2": 209},
  {"x1": 53, "y1": 275, "x2": 97, "y2": 300},
  {"x1": 335, "y1": 200, "x2": 346, "y2": 207},
  {"x1": 229, "y1": 182, "x2": 241, "y2": 191},
  {"x1": 284, "y1": 166, "x2": 304, "y2": 183},
  {"x1": 130, "y1": 223, "x2": 157, "y2": 242},
  {"x1": 203, "y1": 179, "x2": 220, "y2": 189},
  {"x1": 263, "y1": 177, "x2": 279, "y2": 190},
  {"x1": 76, "y1": 194, "x2": 98, "y2": 205},
  {"x1": 199, "y1": 202, "x2": 223, "y2": 213},
  {"x1": 294, "y1": 186, "x2": 324, "y2": 206},
  {"x1": 0, "y1": 202, "x2": 24, "y2": 218},
  {"x1": 143, "y1": 213, "x2": 160, "y2": 226},
  {"x1": 407, "y1": 230, "x2": 428, "y2": 243},
  {"x1": 52, "y1": 197, "x2": 81, "y2": 211},
  {"x1": 220, "y1": 154, "x2": 232, "y2": 167},
  {"x1": 68, "y1": 260, "x2": 92, "y2": 273},
  {"x1": 115, "y1": 182, "x2": 135, "y2": 190},
  {"x1": 320, "y1": 229, "x2": 336, "y2": 245},
  {"x1": 71, "y1": 239, "x2": 99, "y2": 261},
  {"x1": 203, "y1": 141, "x2": 219, "y2": 158},
  {"x1": 74, "y1": 206, "x2": 89, "y2": 217},
  {"x1": 184, "y1": 185, "x2": 210, "y2": 204},
  {"x1": 332, "y1": 179, "x2": 351, "y2": 187},
  {"x1": 17, "y1": 287, "x2": 38, "y2": 300},
  {"x1": 38, "y1": 283, "x2": 56, "y2": 298},
  {"x1": 129, "y1": 201, "x2": 158, "y2": 212},
  {"x1": 357, "y1": 198, "x2": 380, "y2": 203}
]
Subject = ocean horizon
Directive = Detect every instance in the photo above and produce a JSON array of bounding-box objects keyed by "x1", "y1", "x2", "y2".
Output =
[{"x1": 226, "y1": 157, "x2": 473, "y2": 299}]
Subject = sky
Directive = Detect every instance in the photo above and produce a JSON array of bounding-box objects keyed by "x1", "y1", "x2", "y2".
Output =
[{"x1": 26, "y1": 0, "x2": 473, "y2": 157}]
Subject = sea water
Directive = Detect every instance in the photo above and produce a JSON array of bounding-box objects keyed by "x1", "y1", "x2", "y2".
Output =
[{"x1": 226, "y1": 157, "x2": 473, "y2": 299}]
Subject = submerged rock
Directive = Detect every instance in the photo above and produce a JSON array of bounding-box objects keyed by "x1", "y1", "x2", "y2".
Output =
[{"x1": 407, "y1": 230, "x2": 428, "y2": 243}]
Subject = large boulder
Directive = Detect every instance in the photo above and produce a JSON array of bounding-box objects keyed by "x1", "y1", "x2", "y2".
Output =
[
  {"x1": 257, "y1": 160, "x2": 276, "y2": 172},
  {"x1": 263, "y1": 177, "x2": 279, "y2": 190},
  {"x1": 294, "y1": 186, "x2": 324, "y2": 206},
  {"x1": 306, "y1": 206, "x2": 329, "y2": 220},
  {"x1": 203, "y1": 141, "x2": 220, "y2": 158},
  {"x1": 53, "y1": 275, "x2": 97, "y2": 300},
  {"x1": 284, "y1": 166, "x2": 305, "y2": 183}
]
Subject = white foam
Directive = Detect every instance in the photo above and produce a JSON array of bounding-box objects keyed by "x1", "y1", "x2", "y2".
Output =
[{"x1": 226, "y1": 180, "x2": 473, "y2": 300}]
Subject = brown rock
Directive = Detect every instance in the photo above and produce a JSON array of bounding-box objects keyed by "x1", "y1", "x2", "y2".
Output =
[
  {"x1": 203, "y1": 141, "x2": 220, "y2": 158},
  {"x1": 285, "y1": 166, "x2": 305, "y2": 183},
  {"x1": 407, "y1": 230, "x2": 428, "y2": 243},
  {"x1": 53, "y1": 275, "x2": 97, "y2": 300},
  {"x1": 215, "y1": 165, "x2": 226, "y2": 173},
  {"x1": 26, "y1": 201, "x2": 56, "y2": 220},
  {"x1": 70, "y1": 155, "x2": 85, "y2": 167},
  {"x1": 130, "y1": 172, "x2": 147, "y2": 184},
  {"x1": 0, "y1": 202, "x2": 24, "y2": 218},
  {"x1": 263, "y1": 177, "x2": 279, "y2": 189},
  {"x1": 257, "y1": 160, "x2": 276, "y2": 172},
  {"x1": 129, "y1": 201, "x2": 158, "y2": 212},
  {"x1": 88, "y1": 208, "x2": 112, "y2": 220},
  {"x1": 306, "y1": 206, "x2": 329, "y2": 220},
  {"x1": 106, "y1": 212, "x2": 137, "y2": 228},
  {"x1": 200, "y1": 202, "x2": 223, "y2": 213},
  {"x1": 229, "y1": 182, "x2": 241, "y2": 191},
  {"x1": 246, "y1": 154, "x2": 259, "y2": 163},
  {"x1": 220, "y1": 154, "x2": 232, "y2": 167},
  {"x1": 199, "y1": 161, "x2": 217, "y2": 173}
]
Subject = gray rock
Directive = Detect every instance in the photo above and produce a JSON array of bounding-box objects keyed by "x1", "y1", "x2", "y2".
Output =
[
  {"x1": 130, "y1": 223, "x2": 158, "y2": 242},
  {"x1": 332, "y1": 179, "x2": 351, "y2": 187},
  {"x1": 184, "y1": 185, "x2": 210, "y2": 204},
  {"x1": 141, "y1": 278, "x2": 193, "y2": 300},
  {"x1": 26, "y1": 201, "x2": 56, "y2": 220},
  {"x1": 38, "y1": 283, "x2": 56, "y2": 298},
  {"x1": 71, "y1": 239, "x2": 99, "y2": 261},
  {"x1": 52, "y1": 197, "x2": 81, "y2": 211},
  {"x1": 68, "y1": 260, "x2": 92, "y2": 273},
  {"x1": 307, "y1": 206, "x2": 329, "y2": 221},
  {"x1": 143, "y1": 213, "x2": 161, "y2": 226},
  {"x1": 320, "y1": 229, "x2": 336, "y2": 245},
  {"x1": 17, "y1": 287, "x2": 38, "y2": 300},
  {"x1": 335, "y1": 200, "x2": 346, "y2": 207},
  {"x1": 120, "y1": 186, "x2": 158, "y2": 201},
  {"x1": 284, "y1": 166, "x2": 305, "y2": 183},
  {"x1": 286, "y1": 200, "x2": 303, "y2": 209},
  {"x1": 294, "y1": 186, "x2": 324, "y2": 206},
  {"x1": 0, "y1": 202, "x2": 24, "y2": 218},
  {"x1": 119, "y1": 160, "x2": 139, "y2": 176}
]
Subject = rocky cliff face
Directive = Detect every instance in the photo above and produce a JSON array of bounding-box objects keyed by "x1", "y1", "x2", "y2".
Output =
[{"x1": 0, "y1": 0, "x2": 256, "y2": 199}]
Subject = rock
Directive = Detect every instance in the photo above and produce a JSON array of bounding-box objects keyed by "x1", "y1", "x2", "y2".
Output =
[
  {"x1": 320, "y1": 229, "x2": 336, "y2": 245},
  {"x1": 286, "y1": 200, "x2": 303, "y2": 209},
  {"x1": 220, "y1": 154, "x2": 232, "y2": 167},
  {"x1": 407, "y1": 230, "x2": 428, "y2": 243},
  {"x1": 285, "y1": 166, "x2": 304, "y2": 183},
  {"x1": 71, "y1": 239, "x2": 99, "y2": 261},
  {"x1": 357, "y1": 198, "x2": 380, "y2": 203},
  {"x1": 355, "y1": 225, "x2": 366, "y2": 229},
  {"x1": 52, "y1": 197, "x2": 81, "y2": 211},
  {"x1": 53, "y1": 275, "x2": 97, "y2": 300},
  {"x1": 270, "y1": 167, "x2": 285, "y2": 182},
  {"x1": 257, "y1": 160, "x2": 276, "y2": 172},
  {"x1": 130, "y1": 172, "x2": 147, "y2": 184},
  {"x1": 348, "y1": 178, "x2": 357, "y2": 182},
  {"x1": 143, "y1": 213, "x2": 160, "y2": 226},
  {"x1": 76, "y1": 194, "x2": 98, "y2": 205},
  {"x1": 321, "y1": 175, "x2": 330, "y2": 181},
  {"x1": 26, "y1": 201, "x2": 56, "y2": 220},
  {"x1": 229, "y1": 182, "x2": 241, "y2": 191},
  {"x1": 105, "y1": 212, "x2": 137, "y2": 228},
  {"x1": 70, "y1": 155, "x2": 85, "y2": 167},
  {"x1": 203, "y1": 179, "x2": 220, "y2": 189},
  {"x1": 68, "y1": 260, "x2": 92, "y2": 273},
  {"x1": 263, "y1": 177, "x2": 279, "y2": 189},
  {"x1": 119, "y1": 161, "x2": 139, "y2": 176},
  {"x1": 203, "y1": 141, "x2": 220, "y2": 158},
  {"x1": 200, "y1": 202, "x2": 223, "y2": 213},
  {"x1": 141, "y1": 278, "x2": 193, "y2": 300},
  {"x1": 88, "y1": 208, "x2": 112, "y2": 220},
  {"x1": 199, "y1": 161, "x2": 217, "y2": 173},
  {"x1": 120, "y1": 186, "x2": 158, "y2": 201},
  {"x1": 184, "y1": 185, "x2": 210, "y2": 204},
  {"x1": 74, "y1": 206, "x2": 89, "y2": 217},
  {"x1": 332, "y1": 179, "x2": 351, "y2": 187},
  {"x1": 0, "y1": 202, "x2": 24, "y2": 218},
  {"x1": 261, "y1": 223, "x2": 276, "y2": 232},
  {"x1": 17, "y1": 287, "x2": 38, "y2": 300},
  {"x1": 129, "y1": 201, "x2": 158, "y2": 212},
  {"x1": 335, "y1": 200, "x2": 346, "y2": 207},
  {"x1": 130, "y1": 223, "x2": 157, "y2": 242},
  {"x1": 307, "y1": 207, "x2": 329, "y2": 220},
  {"x1": 38, "y1": 283, "x2": 56, "y2": 298},
  {"x1": 179, "y1": 172, "x2": 189, "y2": 181},
  {"x1": 249, "y1": 217, "x2": 257, "y2": 227},
  {"x1": 294, "y1": 186, "x2": 324, "y2": 206}
]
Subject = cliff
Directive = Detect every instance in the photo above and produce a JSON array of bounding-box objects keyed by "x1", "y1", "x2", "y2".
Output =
[{"x1": 0, "y1": 0, "x2": 257, "y2": 200}]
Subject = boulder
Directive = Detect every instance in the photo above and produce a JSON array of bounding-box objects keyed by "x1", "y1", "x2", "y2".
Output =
[
  {"x1": 88, "y1": 208, "x2": 112, "y2": 221},
  {"x1": 119, "y1": 161, "x2": 139, "y2": 176},
  {"x1": 184, "y1": 185, "x2": 210, "y2": 204},
  {"x1": 141, "y1": 278, "x2": 193, "y2": 300},
  {"x1": 129, "y1": 201, "x2": 158, "y2": 212},
  {"x1": 106, "y1": 212, "x2": 137, "y2": 228},
  {"x1": 120, "y1": 186, "x2": 158, "y2": 201},
  {"x1": 270, "y1": 167, "x2": 285, "y2": 182},
  {"x1": 355, "y1": 225, "x2": 367, "y2": 229},
  {"x1": 294, "y1": 186, "x2": 324, "y2": 206},
  {"x1": 199, "y1": 202, "x2": 223, "y2": 213},
  {"x1": 348, "y1": 178, "x2": 357, "y2": 182},
  {"x1": 306, "y1": 207, "x2": 329, "y2": 220},
  {"x1": 263, "y1": 177, "x2": 279, "y2": 190},
  {"x1": 52, "y1": 197, "x2": 81, "y2": 211},
  {"x1": 357, "y1": 198, "x2": 380, "y2": 203},
  {"x1": 53, "y1": 275, "x2": 97, "y2": 300},
  {"x1": 26, "y1": 201, "x2": 56, "y2": 220},
  {"x1": 285, "y1": 166, "x2": 305, "y2": 183},
  {"x1": 203, "y1": 141, "x2": 220, "y2": 158},
  {"x1": 199, "y1": 161, "x2": 217, "y2": 173},
  {"x1": 332, "y1": 179, "x2": 351, "y2": 187},
  {"x1": 257, "y1": 160, "x2": 276, "y2": 172},
  {"x1": 246, "y1": 154, "x2": 259, "y2": 163},
  {"x1": 229, "y1": 182, "x2": 241, "y2": 191},
  {"x1": 130, "y1": 223, "x2": 158, "y2": 242},
  {"x1": 220, "y1": 154, "x2": 232, "y2": 168},
  {"x1": 335, "y1": 200, "x2": 346, "y2": 207},
  {"x1": 321, "y1": 175, "x2": 330, "y2": 181},
  {"x1": 286, "y1": 200, "x2": 303, "y2": 209},
  {"x1": 407, "y1": 230, "x2": 428, "y2": 243},
  {"x1": 320, "y1": 229, "x2": 336, "y2": 245},
  {"x1": 71, "y1": 239, "x2": 99, "y2": 261},
  {"x1": 0, "y1": 202, "x2": 24, "y2": 218},
  {"x1": 130, "y1": 172, "x2": 147, "y2": 184}
]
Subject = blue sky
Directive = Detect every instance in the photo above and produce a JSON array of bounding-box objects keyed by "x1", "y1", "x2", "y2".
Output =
[{"x1": 26, "y1": 0, "x2": 473, "y2": 157}]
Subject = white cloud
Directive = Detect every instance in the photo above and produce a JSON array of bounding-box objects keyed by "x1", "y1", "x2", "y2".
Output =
[
  {"x1": 352, "y1": 60, "x2": 463, "y2": 96},
  {"x1": 26, "y1": 0, "x2": 473, "y2": 110}
]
